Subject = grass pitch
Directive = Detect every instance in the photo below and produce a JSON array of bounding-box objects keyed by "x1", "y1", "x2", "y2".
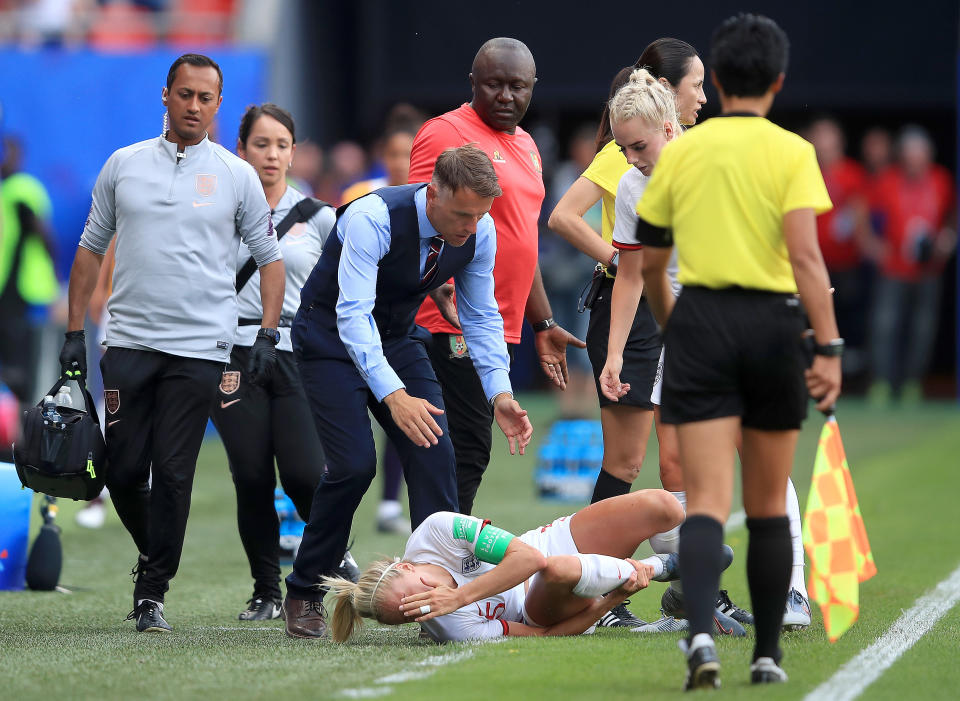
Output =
[{"x1": 2, "y1": 396, "x2": 959, "y2": 700}]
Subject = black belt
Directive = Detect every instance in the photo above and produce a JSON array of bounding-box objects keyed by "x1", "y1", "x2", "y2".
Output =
[{"x1": 238, "y1": 316, "x2": 293, "y2": 328}]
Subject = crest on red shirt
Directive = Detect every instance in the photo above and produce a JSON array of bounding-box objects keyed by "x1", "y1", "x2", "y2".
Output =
[
  {"x1": 529, "y1": 151, "x2": 542, "y2": 173},
  {"x1": 491, "y1": 150, "x2": 506, "y2": 163},
  {"x1": 195, "y1": 174, "x2": 217, "y2": 197}
]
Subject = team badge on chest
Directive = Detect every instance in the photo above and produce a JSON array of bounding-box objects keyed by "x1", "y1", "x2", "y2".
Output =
[
  {"x1": 220, "y1": 370, "x2": 241, "y2": 395},
  {"x1": 195, "y1": 174, "x2": 217, "y2": 197},
  {"x1": 462, "y1": 554, "x2": 481, "y2": 573}
]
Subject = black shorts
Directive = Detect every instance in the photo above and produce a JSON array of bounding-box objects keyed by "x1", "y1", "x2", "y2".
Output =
[
  {"x1": 586, "y1": 277, "x2": 662, "y2": 409},
  {"x1": 660, "y1": 286, "x2": 809, "y2": 430}
]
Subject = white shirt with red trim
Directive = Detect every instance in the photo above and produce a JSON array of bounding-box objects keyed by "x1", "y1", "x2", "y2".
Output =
[
  {"x1": 612, "y1": 168, "x2": 680, "y2": 296},
  {"x1": 403, "y1": 512, "x2": 525, "y2": 642}
]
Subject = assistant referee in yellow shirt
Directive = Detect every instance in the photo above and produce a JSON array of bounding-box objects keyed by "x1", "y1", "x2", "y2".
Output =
[{"x1": 631, "y1": 14, "x2": 841, "y2": 690}]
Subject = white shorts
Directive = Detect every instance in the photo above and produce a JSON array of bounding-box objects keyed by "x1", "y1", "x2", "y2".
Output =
[
  {"x1": 516, "y1": 514, "x2": 596, "y2": 634},
  {"x1": 651, "y1": 346, "x2": 665, "y2": 406}
]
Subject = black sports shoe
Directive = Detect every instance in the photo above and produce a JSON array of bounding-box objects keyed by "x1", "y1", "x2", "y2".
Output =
[
  {"x1": 680, "y1": 635, "x2": 721, "y2": 690},
  {"x1": 239, "y1": 596, "x2": 283, "y2": 621},
  {"x1": 716, "y1": 589, "x2": 754, "y2": 626},
  {"x1": 126, "y1": 600, "x2": 172, "y2": 633},
  {"x1": 598, "y1": 601, "x2": 646, "y2": 628},
  {"x1": 332, "y1": 550, "x2": 360, "y2": 584}
]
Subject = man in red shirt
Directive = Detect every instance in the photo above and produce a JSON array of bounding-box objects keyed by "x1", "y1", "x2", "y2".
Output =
[
  {"x1": 869, "y1": 126, "x2": 956, "y2": 404},
  {"x1": 409, "y1": 37, "x2": 584, "y2": 514}
]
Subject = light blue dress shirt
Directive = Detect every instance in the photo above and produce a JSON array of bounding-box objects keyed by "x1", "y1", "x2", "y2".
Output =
[{"x1": 335, "y1": 187, "x2": 512, "y2": 402}]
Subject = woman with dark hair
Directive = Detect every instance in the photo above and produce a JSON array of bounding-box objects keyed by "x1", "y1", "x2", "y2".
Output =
[
  {"x1": 546, "y1": 39, "x2": 708, "y2": 630},
  {"x1": 210, "y1": 104, "x2": 350, "y2": 621}
]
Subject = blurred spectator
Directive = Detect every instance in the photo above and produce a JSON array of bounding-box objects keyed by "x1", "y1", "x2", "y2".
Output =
[
  {"x1": 313, "y1": 140, "x2": 366, "y2": 206},
  {"x1": 860, "y1": 126, "x2": 895, "y2": 239},
  {"x1": 287, "y1": 141, "x2": 323, "y2": 196},
  {"x1": 341, "y1": 125, "x2": 416, "y2": 202},
  {"x1": 0, "y1": 135, "x2": 59, "y2": 403},
  {"x1": 869, "y1": 126, "x2": 956, "y2": 405},
  {"x1": 807, "y1": 117, "x2": 871, "y2": 376},
  {"x1": 540, "y1": 124, "x2": 599, "y2": 416}
]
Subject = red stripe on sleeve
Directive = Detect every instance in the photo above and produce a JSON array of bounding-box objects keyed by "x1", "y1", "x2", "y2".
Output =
[
  {"x1": 613, "y1": 241, "x2": 644, "y2": 251},
  {"x1": 500, "y1": 619, "x2": 509, "y2": 635}
]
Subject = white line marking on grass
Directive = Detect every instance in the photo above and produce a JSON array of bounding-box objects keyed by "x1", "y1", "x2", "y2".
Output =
[
  {"x1": 804, "y1": 562, "x2": 960, "y2": 701},
  {"x1": 338, "y1": 649, "x2": 476, "y2": 698},
  {"x1": 726, "y1": 510, "x2": 745, "y2": 531}
]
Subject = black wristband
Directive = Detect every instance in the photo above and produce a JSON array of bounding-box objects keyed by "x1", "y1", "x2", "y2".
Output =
[
  {"x1": 65, "y1": 330, "x2": 85, "y2": 340},
  {"x1": 814, "y1": 338, "x2": 845, "y2": 357},
  {"x1": 532, "y1": 317, "x2": 557, "y2": 333}
]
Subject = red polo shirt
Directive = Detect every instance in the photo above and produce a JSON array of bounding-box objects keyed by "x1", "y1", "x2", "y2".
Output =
[
  {"x1": 817, "y1": 157, "x2": 868, "y2": 271},
  {"x1": 409, "y1": 103, "x2": 545, "y2": 344},
  {"x1": 873, "y1": 165, "x2": 954, "y2": 280}
]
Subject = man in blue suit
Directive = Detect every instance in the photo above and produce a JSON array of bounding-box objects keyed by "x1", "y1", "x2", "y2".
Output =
[{"x1": 284, "y1": 145, "x2": 533, "y2": 638}]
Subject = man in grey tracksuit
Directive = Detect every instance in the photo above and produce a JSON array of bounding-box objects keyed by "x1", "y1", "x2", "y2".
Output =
[{"x1": 59, "y1": 54, "x2": 285, "y2": 632}]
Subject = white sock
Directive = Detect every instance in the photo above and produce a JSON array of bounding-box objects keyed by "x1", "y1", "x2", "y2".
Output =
[
  {"x1": 638, "y1": 555, "x2": 664, "y2": 578},
  {"x1": 785, "y1": 478, "x2": 805, "y2": 567},
  {"x1": 689, "y1": 632, "x2": 713, "y2": 653},
  {"x1": 137, "y1": 599, "x2": 162, "y2": 611},
  {"x1": 572, "y1": 554, "x2": 634, "y2": 597},
  {"x1": 378, "y1": 500, "x2": 402, "y2": 520},
  {"x1": 649, "y1": 491, "x2": 686, "y2": 594},
  {"x1": 790, "y1": 564, "x2": 807, "y2": 597}
]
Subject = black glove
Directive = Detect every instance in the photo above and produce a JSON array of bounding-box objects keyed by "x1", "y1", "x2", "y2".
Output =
[
  {"x1": 59, "y1": 330, "x2": 87, "y2": 380},
  {"x1": 247, "y1": 336, "x2": 278, "y2": 385}
]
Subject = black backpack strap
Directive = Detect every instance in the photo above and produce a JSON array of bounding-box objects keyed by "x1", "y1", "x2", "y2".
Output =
[{"x1": 235, "y1": 197, "x2": 329, "y2": 294}]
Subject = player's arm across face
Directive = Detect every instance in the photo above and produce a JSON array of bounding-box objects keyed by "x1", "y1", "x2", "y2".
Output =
[{"x1": 398, "y1": 528, "x2": 546, "y2": 622}]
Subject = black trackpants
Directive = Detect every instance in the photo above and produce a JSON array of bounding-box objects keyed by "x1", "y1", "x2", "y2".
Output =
[
  {"x1": 210, "y1": 347, "x2": 326, "y2": 601},
  {"x1": 100, "y1": 347, "x2": 222, "y2": 604},
  {"x1": 425, "y1": 332, "x2": 514, "y2": 515}
]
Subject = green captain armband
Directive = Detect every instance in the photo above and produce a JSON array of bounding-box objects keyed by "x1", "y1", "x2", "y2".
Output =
[{"x1": 474, "y1": 525, "x2": 515, "y2": 564}]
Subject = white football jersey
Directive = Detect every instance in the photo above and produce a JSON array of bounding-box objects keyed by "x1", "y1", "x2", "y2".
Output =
[{"x1": 403, "y1": 512, "x2": 526, "y2": 642}]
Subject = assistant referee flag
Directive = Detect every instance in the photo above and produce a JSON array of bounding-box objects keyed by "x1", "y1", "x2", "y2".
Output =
[{"x1": 802, "y1": 414, "x2": 877, "y2": 641}]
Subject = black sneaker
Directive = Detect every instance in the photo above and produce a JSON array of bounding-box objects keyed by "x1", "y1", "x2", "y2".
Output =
[
  {"x1": 716, "y1": 589, "x2": 754, "y2": 626},
  {"x1": 126, "y1": 600, "x2": 172, "y2": 633},
  {"x1": 661, "y1": 586, "x2": 686, "y2": 618},
  {"x1": 332, "y1": 550, "x2": 360, "y2": 584},
  {"x1": 598, "y1": 601, "x2": 646, "y2": 628},
  {"x1": 680, "y1": 635, "x2": 721, "y2": 690},
  {"x1": 239, "y1": 596, "x2": 283, "y2": 621}
]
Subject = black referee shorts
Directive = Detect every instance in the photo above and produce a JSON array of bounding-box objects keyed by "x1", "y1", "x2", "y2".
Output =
[
  {"x1": 660, "y1": 286, "x2": 809, "y2": 430},
  {"x1": 586, "y1": 277, "x2": 662, "y2": 409}
]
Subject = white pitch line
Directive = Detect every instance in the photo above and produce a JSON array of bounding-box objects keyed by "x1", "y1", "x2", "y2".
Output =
[
  {"x1": 338, "y1": 649, "x2": 476, "y2": 698},
  {"x1": 804, "y1": 562, "x2": 960, "y2": 701}
]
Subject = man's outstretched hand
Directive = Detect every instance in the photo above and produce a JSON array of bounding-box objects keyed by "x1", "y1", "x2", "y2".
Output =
[
  {"x1": 384, "y1": 388, "x2": 445, "y2": 448},
  {"x1": 535, "y1": 324, "x2": 586, "y2": 390},
  {"x1": 493, "y1": 393, "x2": 533, "y2": 455}
]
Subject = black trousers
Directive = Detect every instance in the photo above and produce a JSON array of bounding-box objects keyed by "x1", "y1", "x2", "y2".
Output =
[
  {"x1": 286, "y1": 331, "x2": 458, "y2": 600},
  {"x1": 100, "y1": 347, "x2": 222, "y2": 603},
  {"x1": 425, "y1": 333, "x2": 516, "y2": 516},
  {"x1": 210, "y1": 347, "x2": 326, "y2": 601}
]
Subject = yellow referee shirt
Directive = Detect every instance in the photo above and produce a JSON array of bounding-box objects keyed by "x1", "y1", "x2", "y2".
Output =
[
  {"x1": 636, "y1": 115, "x2": 832, "y2": 293},
  {"x1": 582, "y1": 139, "x2": 631, "y2": 277},
  {"x1": 582, "y1": 139, "x2": 631, "y2": 244}
]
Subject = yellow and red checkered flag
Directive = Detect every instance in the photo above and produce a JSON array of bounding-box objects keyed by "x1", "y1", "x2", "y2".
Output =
[{"x1": 802, "y1": 413, "x2": 876, "y2": 642}]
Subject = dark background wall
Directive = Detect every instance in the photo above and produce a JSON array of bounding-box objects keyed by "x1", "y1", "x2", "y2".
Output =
[{"x1": 303, "y1": 0, "x2": 957, "y2": 163}]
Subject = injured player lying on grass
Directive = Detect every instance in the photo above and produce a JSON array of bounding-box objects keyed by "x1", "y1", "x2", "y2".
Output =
[{"x1": 323, "y1": 490, "x2": 735, "y2": 642}]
